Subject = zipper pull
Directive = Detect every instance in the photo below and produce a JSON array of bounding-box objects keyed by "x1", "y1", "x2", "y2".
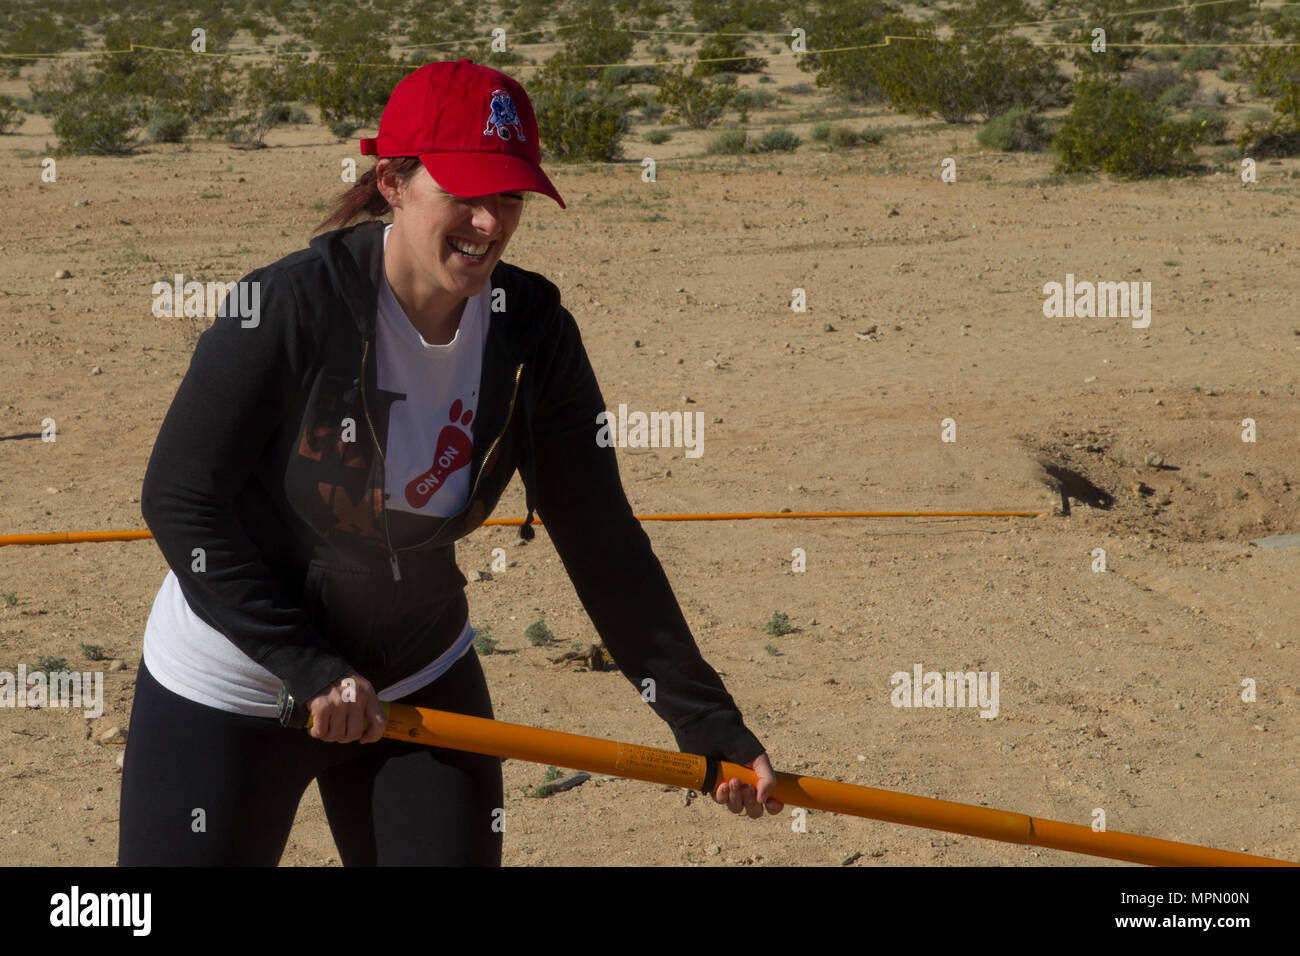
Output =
[{"x1": 389, "y1": 552, "x2": 401, "y2": 582}]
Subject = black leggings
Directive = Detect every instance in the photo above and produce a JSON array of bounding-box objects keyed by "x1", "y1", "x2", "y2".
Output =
[{"x1": 117, "y1": 650, "x2": 504, "y2": 866}]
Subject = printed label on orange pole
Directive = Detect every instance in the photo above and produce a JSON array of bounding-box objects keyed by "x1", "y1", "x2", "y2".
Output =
[{"x1": 614, "y1": 742, "x2": 708, "y2": 788}]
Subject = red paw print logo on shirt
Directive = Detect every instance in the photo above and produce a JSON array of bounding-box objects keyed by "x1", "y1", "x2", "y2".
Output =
[{"x1": 405, "y1": 398, "x2": 475, "y2": 508}]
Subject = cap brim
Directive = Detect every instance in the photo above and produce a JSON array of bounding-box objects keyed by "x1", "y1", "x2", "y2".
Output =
[{"x1": 420, "y1": 152, "x2": 566, "y2": 209}]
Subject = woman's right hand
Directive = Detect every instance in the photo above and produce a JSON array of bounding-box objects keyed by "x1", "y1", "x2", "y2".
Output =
[{"x1": 307, "y1": 671, "x2": 387, "y2": 744}]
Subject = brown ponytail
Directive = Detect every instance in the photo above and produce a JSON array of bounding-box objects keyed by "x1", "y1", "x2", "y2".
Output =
[{"x1": 314, "y1": 156, "x2": 425, "y2": 234}]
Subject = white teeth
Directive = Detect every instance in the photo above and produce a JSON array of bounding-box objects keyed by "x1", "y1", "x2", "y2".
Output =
[{"x1": 450, "y1": 238, "x2": 489, "y2": 256}]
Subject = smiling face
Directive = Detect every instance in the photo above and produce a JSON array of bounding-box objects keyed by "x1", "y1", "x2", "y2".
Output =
[{"x1": 377, "y1": 159, "x2": 525, "y2": 327}]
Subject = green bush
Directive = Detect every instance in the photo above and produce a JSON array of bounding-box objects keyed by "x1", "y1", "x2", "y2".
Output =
[
  {"x1": 978, "y1": 106, "x2": 1048, "y2": 151},
  {"x1": 689, "y1": 0, "x2": 786, "y2": 32},
  {"x1": 1066, "y1": 1, "x2": 1146, "y2": 78},
  {"x1": 828, "y1": 125, "x2": 860, "y2": 148},
  {"x1": 800, "y1": 5, "x2": 1065, "y2": 119},
  {"x1": 731, "y1": 88, "x2": 776, "y2": 114},
  {"x1": 858, "y1": 127, "x2": 885, "y2": 145},
  {"x1": 472, "y1": 626, "x2": 497, "y2": 655},
  {"x1": 53, "y1": 100, "x2": 137, "y2": 154},
  {"x1": 810, "y1": 121, "x2": 832, "y2": 141},
  {"x1": 147, "y1": 106, "x2": 190, "y2": 143},
  {"x1": 696, "y1": 25, "x2": 768, "y2": 75},
  {"x1": 763, "y1": 611, "x2": 794, "y2": 637},
  {"x1": 1236, "y1": 117, "x2": 1300, "y2": 157},
  {"x1": 708, "y1": 128, "x2": 748, "y2": 153},
  {"x1": 1240, "y1": 44, "x2": 1300, "y2": 132},
  {"x1": 758, "y1": 128, "x2": 799, "y2": 151},
  {"x1": 1, "y1": 11, "x2": 81, "y2": 77},
  {"x1": 1124, "y1": 66, "x2": 1187, "y2": 101},
  {"x1": 525, "y1": 620, "x2": 554, "y2": 646},
  {"x1": 1186, "y1": 107, "x2": 1228, "y2": 143},
  {"x1": 639, "y1": 98, "x2": 666, "y2": 121},
  {"x1": 655, "y1": 63, "x2": 735, "y2": 129},
  {"x1": 603, "y1": 64, "x2": 663, "y2": 86},
  {"x1": 1154, "y1": 0, "x2": 1252, "y2": 45},
  {"x1": 1054, "y1": 79, "x2": 1198, "y2": 178},
  {"x1": 531, "y1": 75, "x2": 629, "y2": 161},
  {"x1": 873, "y1": 28, "x2": 1068, "y2": 122},
  {"x1": 1157, "y1": 81, "x2": 1197, "y2": 109},
  {"x1": 0, "y1": 95, "x2": 23, "y2": 134},
  {"x1": 644, "y1": 128, "x2": 671, "y2": 144},
  {"x1": 552, "y1": 0, "x2": 635, "y2": 68},
  {"x1": 304, "y1": 50, "x2": 405, "y2": 129},
  {"x1": 796, "y1": 2, "x2": 907, "y2": 103},
  {"x1": 1180, "y1": 46, "x2": 1229, "y2": 72},
  {"x1": 1144, "y1": 47, "x2": 1183, "y2": 64}
]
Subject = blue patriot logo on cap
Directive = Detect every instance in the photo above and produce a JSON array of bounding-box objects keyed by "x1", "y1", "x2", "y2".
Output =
[{"x1": 483, "y1": 89, "x2": 525, "y2": 142}]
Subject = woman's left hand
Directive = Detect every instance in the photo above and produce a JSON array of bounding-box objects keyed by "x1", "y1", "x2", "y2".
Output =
[{"x1": 712, "y1": 753, "x2": 784, "y2": 819}]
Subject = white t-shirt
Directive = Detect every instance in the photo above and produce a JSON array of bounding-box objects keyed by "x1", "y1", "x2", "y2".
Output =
[{"x1": 142, "y1": 224, "x2": 488, "y2": 716}]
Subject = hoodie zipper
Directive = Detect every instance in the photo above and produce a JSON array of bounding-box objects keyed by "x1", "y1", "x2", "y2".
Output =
[{"x1": 360, "y1": 339, "x2": 525, "y2": 582}]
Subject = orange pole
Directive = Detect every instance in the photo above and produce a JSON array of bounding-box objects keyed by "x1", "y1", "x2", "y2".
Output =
[
  {"x1": 0, "y1": 512, "x2": 1041, "y2": 546},
  {"x1": 311, "y1": 703, "x2": 1294, "y2": 868},
  {"x1": 0, "y1": 530, "x2": 155, "y2": 546}
]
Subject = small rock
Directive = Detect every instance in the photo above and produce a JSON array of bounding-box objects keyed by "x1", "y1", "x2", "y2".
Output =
[
  {"x1": 1175, "y1": 701, "x2": 1184, "y2": 710},
  {"x1": 682, "y1": 395, "x2": 695, "y2": 403},
  {"x1": 841, "y1": 851, "x2": 863, "y2": 865},
  {"x1": 97, "y1": 726, "x2": 126, "y2": 745},
  {"x1": 705, "y1": 844, "x2": 721, "y2": 856},
  {"x1": 107, "y1": 659, "x2": 124, "y2": 672},
  {"x1": 1144, "y1": 452, "x2": 1164, "y2": 467},
  {"x1": 713, "y1": 417, "x2": 722, "y2": 424},
  {"x1": 1130, "y1": 481, "x2": 1151, "y2": 497},
  {"x1": 114, "y1": 752, "x2": 124, "y2": 771},
  {"x1": 90, "y1": 366, "x2": 102, "y2": 375},
  {"x1": 532, "y1": 771, "x2": 591, "y2": 798},
  {"x1": 74, "y1": 200, "x2": 90, "y2": 207},
  {"x1": 470, "y1": 570, "x2": 493, "y2": 582},
  {"x1": 1083, "y1": 376, "x2": 1097, "y2": 383},
  {"x1": 823, "y1": 323, "x2": 835, "y2": 332},
  {"x1": 54, "y1": 269, "x2": 72, "y2": 279},
  {"x1": 675, "y1": 286, "x2": 685, "y2": 292},
  {"x1": 633, "y1": 339, "x2": 642, "y2": 348}
]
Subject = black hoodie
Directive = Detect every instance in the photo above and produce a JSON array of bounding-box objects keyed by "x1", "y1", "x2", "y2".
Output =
[{"x1": 139, "y1": 219, "x2": 766, "y2": 766}]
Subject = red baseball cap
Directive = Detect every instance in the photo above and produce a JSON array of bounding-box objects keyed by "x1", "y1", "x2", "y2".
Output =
[{"x1": 360, "y1": 59, "x2": 566, "y2": 209}]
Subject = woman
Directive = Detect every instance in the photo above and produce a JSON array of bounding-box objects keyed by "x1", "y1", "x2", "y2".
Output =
[{"x1": 118, "y1": 59, "x2": 780, "y2": 866}]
